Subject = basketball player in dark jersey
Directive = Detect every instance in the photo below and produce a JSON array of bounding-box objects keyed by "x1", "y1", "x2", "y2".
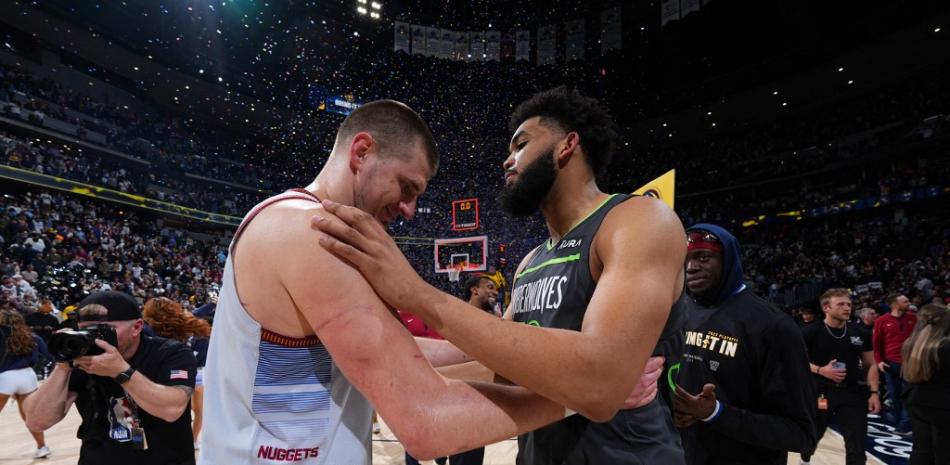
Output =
[{"x1": 313, "y1": 87, "x2": 687, "y2": 464}]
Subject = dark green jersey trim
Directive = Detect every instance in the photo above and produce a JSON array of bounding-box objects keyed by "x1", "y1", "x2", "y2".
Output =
[
  {"x1": 545, "y1": 194, "x2": 619, "y2": 251},
  {"x1": 516, "y1": 253, "x2": 582, "y2": 280}
]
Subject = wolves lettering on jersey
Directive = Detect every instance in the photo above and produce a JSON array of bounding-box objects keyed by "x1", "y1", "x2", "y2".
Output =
[
  {"x1": 510, "y1": 194, "x2": 626, "y2": 331},
  {"x1": 510, "y1": 194, "x2": 687, "y2": 465},
  {"x1": 511, "y1": 275, "x2": 568, "y2": 315}
]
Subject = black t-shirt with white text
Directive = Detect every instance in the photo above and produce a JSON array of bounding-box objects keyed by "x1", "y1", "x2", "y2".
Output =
[
  {"x1": 801, "y1": 322, "x2": 872, "y2": 392},
  {"x1": 69, "y1": 335, "x2": 197, "y2": 465}
]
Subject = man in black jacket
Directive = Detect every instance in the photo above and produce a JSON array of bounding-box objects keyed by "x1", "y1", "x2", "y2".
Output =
[{"x1": 672, "y1": 223, "x2": 817, "y2": 465}]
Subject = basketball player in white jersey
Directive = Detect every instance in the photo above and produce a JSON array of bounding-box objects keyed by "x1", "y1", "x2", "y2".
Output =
[{"x1": 200, "y1": 100, "x2": 646, "y2": 465}]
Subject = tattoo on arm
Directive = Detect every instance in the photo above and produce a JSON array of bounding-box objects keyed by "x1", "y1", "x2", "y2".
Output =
[{"x1": 172, "y1": 385, "x2": 195, "y2": 397}]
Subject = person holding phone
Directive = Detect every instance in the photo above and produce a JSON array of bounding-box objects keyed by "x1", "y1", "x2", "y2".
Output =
[{"x1": 801, "y1": 288, "x2": 881, "y2": 465}]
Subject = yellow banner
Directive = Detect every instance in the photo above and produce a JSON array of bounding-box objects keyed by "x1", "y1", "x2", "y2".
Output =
[{"x1": 632, "y1": 169, "x2": 676, "y2": 210}]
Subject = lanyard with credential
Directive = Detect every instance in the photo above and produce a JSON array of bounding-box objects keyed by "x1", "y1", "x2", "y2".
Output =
[{"x1": 125, "y1": 394, "x2": 149, "y2": 450}]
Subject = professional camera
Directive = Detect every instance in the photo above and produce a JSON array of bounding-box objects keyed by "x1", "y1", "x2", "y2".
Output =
[{"x1": 49, "y1": 324, "x2": 118, "y2": 361}]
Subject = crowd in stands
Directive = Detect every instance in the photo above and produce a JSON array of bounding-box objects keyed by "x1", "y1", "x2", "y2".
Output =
[
  {"x1": 739, "y1": 205, "x2": 950, "y2": 312},
  {"x1": 1, "y1": 180, "x2": 946, "y2": 327},
  {"x1": 0, "y1": 190, "x2": 226, "y2": 315},
  {"x1": 603, "y1": 64, "x2": 950, "y2": 205},
  {"x1": 0, "y1": 62, "x2": 272, "y2": 205},
  {"x1": 6, "y1": 52, "x2": 950, "y2": 219},
  {"x1": 1, "y1": 48, "x2": 949, "y2": 319},
  {"x1": 0, "y1": 129, "x2": 265, "y2": 216}
]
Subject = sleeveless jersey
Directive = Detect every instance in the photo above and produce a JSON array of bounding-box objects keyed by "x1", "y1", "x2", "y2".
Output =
[
  {"x1": 510, "y1": 193, "x2": 685, "y2": 465},
  {"x1": 199, "y1": 190, "x2": 373, "y2": 465}
]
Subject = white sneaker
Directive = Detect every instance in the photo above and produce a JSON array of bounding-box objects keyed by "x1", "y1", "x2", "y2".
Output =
[
  {"x1": 34, "y1": 446, "x2": 52, "y2": 459},
  {"x1": 372, "y1": 422, "x2": 381, "y2": 434},
  {"x1": 799, "y1": 460, "x2": 810, "y2": 465}
]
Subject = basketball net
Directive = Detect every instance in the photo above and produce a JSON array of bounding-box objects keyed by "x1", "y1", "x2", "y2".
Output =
[{"x1": 447, "y1": 264, "x2": 463, "y2": 282}]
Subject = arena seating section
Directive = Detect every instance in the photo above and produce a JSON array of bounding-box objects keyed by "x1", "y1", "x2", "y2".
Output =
[{"x1": 1, "y1": 49, "x2": 948, "y2": 318}]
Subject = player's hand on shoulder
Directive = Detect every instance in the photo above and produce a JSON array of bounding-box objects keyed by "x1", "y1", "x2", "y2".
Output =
[{"x1": 310, "y1": 200, "x2": 431, "y2": 313}]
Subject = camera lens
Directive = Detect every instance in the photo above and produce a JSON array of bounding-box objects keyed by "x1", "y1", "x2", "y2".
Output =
[{"x1": 50, "y1": 330, "x2": 96, "y2": 361}]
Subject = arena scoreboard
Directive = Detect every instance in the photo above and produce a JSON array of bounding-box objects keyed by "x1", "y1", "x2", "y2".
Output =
[{"x1": 451, "y1": 198, "x2": 479, "y2": 231}]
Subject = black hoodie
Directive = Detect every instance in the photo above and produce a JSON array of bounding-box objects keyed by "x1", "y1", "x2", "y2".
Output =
[{"x1": 676, "y1": 224, "x2": 817, "y2": 465}]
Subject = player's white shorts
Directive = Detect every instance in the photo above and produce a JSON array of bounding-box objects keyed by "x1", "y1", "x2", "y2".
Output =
[{"x1": 0, "y1": 367, "x2": 39, "y2": 396}]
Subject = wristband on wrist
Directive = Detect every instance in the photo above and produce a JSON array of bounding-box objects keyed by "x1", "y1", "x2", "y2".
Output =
[
  {"x1": 113, "y1": 366, "x2": 136, "y2": 385},
  {"x1": 700, "y1": 400, "x2": 723, "y2": 423}
]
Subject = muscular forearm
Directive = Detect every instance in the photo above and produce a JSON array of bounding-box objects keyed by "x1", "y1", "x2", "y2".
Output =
[
  {"x1": 24, "y1": 363, "x2": 72, "y2": 431},
  {"x1": 416, "y1": 337, "x2": 473, "y2": 367},
  {"x1": 123, "y1": 373, "x2": 190, "y2": 423},
  {"x1": 437, "y1": 360, "x2": 494, "y2": 382},
  {"x1": 400, "y1": 380, "x2": 565, "y2": 460},
  {"x1": 420, "y1": 290, "x2": 644, "y2": 421}
]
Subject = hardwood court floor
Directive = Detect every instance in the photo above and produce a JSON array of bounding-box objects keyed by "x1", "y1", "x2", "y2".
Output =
[{"x1": 0, "y1": 396, "x2": 884, "y2": 465}]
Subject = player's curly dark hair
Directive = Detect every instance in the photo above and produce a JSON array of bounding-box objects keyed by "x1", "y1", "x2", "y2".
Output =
[{"x1": 509, "y1": 86, "x2": 618, "y2": 178}]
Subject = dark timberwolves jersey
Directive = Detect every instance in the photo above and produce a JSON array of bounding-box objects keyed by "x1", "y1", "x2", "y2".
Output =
[{"x1": 511, "y1": 194, "x2": 685, "y2": 465}]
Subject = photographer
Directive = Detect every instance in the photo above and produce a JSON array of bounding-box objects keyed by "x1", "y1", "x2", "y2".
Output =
[{"x1": 23, "y1": 291, "x2": 198, "y2": 465}]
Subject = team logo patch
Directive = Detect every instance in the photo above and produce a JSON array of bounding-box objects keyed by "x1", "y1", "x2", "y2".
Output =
[
  {"x1": 709, "y1": 360, "x2": 720, "y2": 371},
  {"x1": 169, "y1": 369, "x2": 189, "y2": 380},
  {"x1": 851, "y1": 336, "x2": 864, "y2": 346}
]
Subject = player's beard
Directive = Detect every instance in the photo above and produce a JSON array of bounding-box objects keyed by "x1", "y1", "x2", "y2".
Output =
[{"x1": 499, "y1": 147, "x2": 557, "y2": 217}]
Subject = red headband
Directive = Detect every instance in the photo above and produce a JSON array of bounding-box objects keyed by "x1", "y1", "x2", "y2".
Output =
[{"x1": 687, "y1": 231, "x2": 722, "y2": 253}]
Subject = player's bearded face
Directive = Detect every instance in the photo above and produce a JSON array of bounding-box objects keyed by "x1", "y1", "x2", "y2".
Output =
[{"x1": 499, "y1": 145, "x2": 557, "y2": 217}]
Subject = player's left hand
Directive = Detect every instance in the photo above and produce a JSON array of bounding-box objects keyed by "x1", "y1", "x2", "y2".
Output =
[
  {"x1": 622, "y1": 356, "x2": 664, "y2": 410},
  {"x1": 73, "y1": 339, "x2": 130, "y2": 378},
  {"x1": 673, "y1": 383, "x2": 717, "y2": 428},
  {"x1": 868, "y1": 392, "x2": 881, "y2": 414},
  {"x1": 311, "y1": 200, "x2": 431, "y2": 313}
]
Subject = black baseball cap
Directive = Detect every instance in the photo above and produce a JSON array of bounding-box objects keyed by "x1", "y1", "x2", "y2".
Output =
[{"x1": 78, "y1": 291, "x2": 142, "y2": 322}]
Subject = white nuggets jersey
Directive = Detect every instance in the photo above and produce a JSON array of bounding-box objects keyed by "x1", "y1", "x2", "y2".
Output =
[{"x1": 199, "y1": 190, "x2": 372, "y2": 465}]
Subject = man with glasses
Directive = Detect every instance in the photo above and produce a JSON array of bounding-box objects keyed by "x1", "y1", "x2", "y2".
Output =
[
  {"x1": 24, "y1": 291, "x2": 198, "y2": 465},
  {"x1": 672, "y1": 224, "x2": 816, "y2": 465}
]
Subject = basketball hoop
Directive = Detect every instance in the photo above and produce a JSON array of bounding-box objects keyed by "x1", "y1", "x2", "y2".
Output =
[{"x1": 447, "y1": 265, "x2": 462, "y2": 282}]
